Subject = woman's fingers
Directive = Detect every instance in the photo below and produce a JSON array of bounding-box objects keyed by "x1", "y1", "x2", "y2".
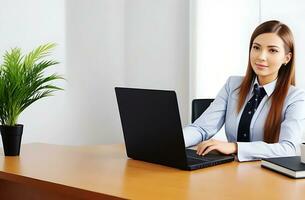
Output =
[
  {"x1": 202, "y1": 145, "x2": 217, "y2": 156},
  {"x1": 196, "y1": 141, "x2": 236, "y2": 156},
  {"x1": 197, "y1": 139, "x2": 215, "y2": 155},
  {"x1": 196, "y1": 140, "x2": 208, "y2": 155}
]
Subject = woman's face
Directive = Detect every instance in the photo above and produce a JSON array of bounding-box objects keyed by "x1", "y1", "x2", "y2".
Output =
[{"x1": 250, "y1": 33, "x2": 292, "y2": 85}]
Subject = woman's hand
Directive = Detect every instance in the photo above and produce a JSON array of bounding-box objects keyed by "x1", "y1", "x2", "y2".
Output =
[{"x1": 197, "y1": 139, "x2": 237, "y2": 156}]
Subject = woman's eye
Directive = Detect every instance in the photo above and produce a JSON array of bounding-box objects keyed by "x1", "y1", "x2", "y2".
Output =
[
  {"x1": 252, "y1": 46, "x2": 259, "y2": 50},
  {"x1": 270, "y1": 49, "x2": 279, "y2": 53}
]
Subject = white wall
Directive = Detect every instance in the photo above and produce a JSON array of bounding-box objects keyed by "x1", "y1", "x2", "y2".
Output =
[
  {"x1": 125, "y1": 0, "x2": 189, "y2": 126},
  {"x1": 65, "y1": 0, "x2": 126, "y2": 144},
  {"x1": 0, "y1": 0, "x2": 190, "y2": 145}
]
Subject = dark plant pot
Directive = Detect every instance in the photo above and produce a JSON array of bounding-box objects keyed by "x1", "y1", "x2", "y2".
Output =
[{"x1": 0, "y1": 124, "x2": 23, "y2": 156}]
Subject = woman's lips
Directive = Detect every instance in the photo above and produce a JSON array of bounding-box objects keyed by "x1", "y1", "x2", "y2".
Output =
[{"x1": 255, "y1": 63, "x2": 268, "y2": 68}]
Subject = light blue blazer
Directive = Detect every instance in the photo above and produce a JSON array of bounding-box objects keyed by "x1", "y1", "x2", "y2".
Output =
[{"x1": 183, "y1": 76, "x2": 305, "y2": 161}]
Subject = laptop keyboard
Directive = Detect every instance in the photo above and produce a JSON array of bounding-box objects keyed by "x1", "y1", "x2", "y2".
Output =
[
  {"x1": 185, "y1": 149, "x2": 235, "y2": 168},
  {"x1": 186, "y1": 149, "x2": 223, "y2": 161}
]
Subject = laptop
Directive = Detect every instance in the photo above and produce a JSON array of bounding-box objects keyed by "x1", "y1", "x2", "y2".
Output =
[{"x1": 115, "y1": 87, "x2": 235, "y2": 170}]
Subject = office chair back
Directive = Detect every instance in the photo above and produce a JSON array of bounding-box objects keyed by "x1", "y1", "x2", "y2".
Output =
[{"x1": 192, "y1": 99, "x2": 214, "y2": 123}]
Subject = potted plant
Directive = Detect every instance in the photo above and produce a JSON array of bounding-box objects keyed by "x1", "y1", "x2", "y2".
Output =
[{"x1": 0, "y1": 43, "x2": 63, "y2": 156}]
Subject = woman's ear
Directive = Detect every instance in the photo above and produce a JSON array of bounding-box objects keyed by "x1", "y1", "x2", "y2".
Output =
[{"x1": 284, "y1": 52, "x2": 292, "y2": 65}]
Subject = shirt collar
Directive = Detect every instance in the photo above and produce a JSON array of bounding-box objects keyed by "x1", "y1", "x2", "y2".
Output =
[{"x1": 252, "y1": 77, "x2": 277, "y2": 97}]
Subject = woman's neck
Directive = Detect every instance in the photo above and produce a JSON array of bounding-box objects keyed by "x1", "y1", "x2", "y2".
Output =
[{"x1": 257, "y1": 74, "x2": 277, "y2": 86}]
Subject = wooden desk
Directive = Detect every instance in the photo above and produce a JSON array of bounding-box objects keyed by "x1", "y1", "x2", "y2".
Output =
[{"x1": 0, "y1": 143, "x2": 305, "y2": 200}]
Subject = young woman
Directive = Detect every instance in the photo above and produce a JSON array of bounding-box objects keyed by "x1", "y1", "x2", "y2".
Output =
[{"x1": 183, "y1": 20, "x2": 305, "y2": 161}]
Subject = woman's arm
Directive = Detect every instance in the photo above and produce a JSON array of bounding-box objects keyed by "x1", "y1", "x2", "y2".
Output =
[{"x1": 183, "y1": 76, "x2": 235, "y2": 147}]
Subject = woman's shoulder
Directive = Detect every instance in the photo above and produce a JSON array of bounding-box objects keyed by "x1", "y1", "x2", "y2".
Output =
[
  {"x1": 284, "y1": 86, "x2": 305, "y2": 116},
  {"x1": 225, "y1": 76, "x2": 244, "y2": 90},
  {"x1": 286, "y1": 85, "x2": 305, "y2": 102}
]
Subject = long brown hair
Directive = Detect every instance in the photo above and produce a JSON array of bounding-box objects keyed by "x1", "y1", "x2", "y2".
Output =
[{"x1": 237, "y1": 20, "x2": 295, "y2": 143}]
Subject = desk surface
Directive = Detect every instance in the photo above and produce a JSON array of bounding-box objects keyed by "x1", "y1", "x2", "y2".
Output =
[{"x1": 0, "y1": 143, "x2": 305, "y2": 200}]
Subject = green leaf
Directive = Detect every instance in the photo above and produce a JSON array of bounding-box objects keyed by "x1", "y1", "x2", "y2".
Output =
[{"x1": 0, "y1": 43, "x2": 64, "y2": 125}]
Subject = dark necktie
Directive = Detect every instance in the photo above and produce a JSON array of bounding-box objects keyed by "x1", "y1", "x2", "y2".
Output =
[{"x1": 237, "y1": 84, "x2": 266, "y2": 142}]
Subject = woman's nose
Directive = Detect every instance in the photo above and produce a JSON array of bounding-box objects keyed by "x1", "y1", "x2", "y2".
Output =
[{"x1": 258, "y1": 51, "x2": 267, "y2": 61}]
